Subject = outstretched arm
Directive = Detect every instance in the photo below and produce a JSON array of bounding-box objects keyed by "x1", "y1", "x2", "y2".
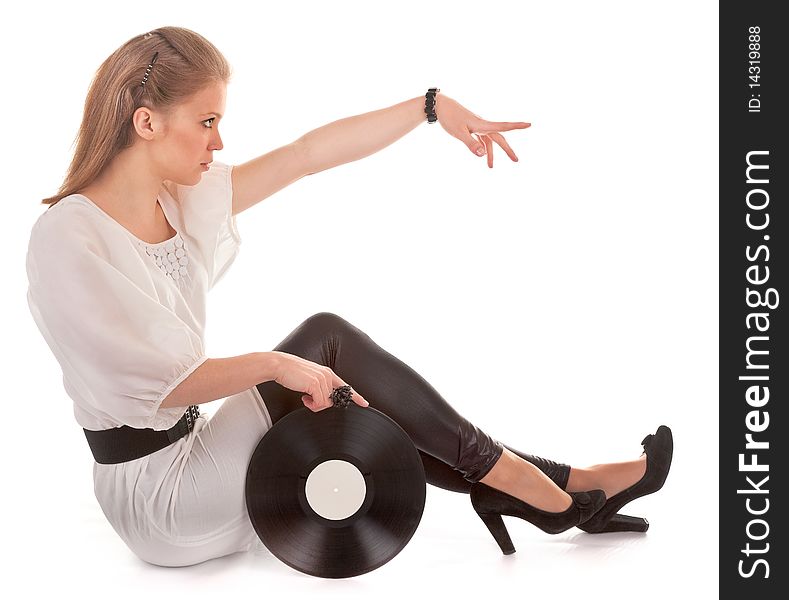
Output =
[
  {"x1": 230, "y1": 95, "x2": 426, "y2": 216},
  {"x1": 231, "y1": 91, "x2": 529, "y2": 215},
  {"x1": 297, "y1": 94, "x2": 428, "y2": 176}
]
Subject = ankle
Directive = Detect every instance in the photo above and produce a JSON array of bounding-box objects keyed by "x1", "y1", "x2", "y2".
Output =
[
  {"x1": 481, "y1": 450, "x2": 572, "y2": 512},
  {"x1": 567, "y1": 456, "x2": 648, "y2": 498}
]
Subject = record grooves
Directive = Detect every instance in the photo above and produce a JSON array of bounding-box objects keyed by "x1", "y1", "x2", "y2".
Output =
[{"x1": 245, "y1": 404, "x2": 426, "y2": 578}]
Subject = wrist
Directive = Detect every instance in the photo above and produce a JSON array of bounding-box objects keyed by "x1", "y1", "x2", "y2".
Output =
[
  {"x1": 424, "y1": 87, "x2": 440, "y2": 124},
  {"x1": 259, "y1": 351, "x2": 283, "y2": 383}
]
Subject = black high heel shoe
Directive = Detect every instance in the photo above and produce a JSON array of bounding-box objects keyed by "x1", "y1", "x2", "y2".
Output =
[
  {"x1": 470, "y1": 483, "x2": 606, "y2": 554},
  {"x1": 578, "y1": 424, "x2": 673, "y2": 534}
]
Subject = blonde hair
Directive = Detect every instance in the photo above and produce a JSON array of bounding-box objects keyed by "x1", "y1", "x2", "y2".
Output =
[{"x1": 42, "y1": 26, "x2": 232, "y2": 207}]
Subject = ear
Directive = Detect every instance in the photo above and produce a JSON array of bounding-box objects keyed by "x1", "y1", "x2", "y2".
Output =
[{"x1": 131, "y1": 106, "x2": 161, "y2": 140}]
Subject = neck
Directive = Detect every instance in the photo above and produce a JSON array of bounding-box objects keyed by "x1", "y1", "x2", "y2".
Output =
[{"x1": 81, "y1": 146, "x2": 163, "y2": 226}]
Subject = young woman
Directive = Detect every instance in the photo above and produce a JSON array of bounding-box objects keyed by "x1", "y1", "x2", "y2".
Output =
[{"x1": 26, "y1": 26, "x2": 672, "y2": 567}]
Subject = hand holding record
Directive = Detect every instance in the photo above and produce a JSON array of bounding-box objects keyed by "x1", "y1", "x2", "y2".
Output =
[{"x1": 270, "y1": 350, "x2": 369, "y2": 411}]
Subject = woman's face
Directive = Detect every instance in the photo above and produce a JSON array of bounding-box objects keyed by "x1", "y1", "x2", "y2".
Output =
[{"x1": 151, "y1": 81, "x2": 227, "y2": 186}]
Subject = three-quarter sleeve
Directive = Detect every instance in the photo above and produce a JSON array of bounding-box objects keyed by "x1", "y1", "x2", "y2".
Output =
[
  {"x1": 26, "y1": 213, "x2": 208, "y2": 430},
  {"x1": 166, "y1": 161, "x2": 241, "y2": 290}
]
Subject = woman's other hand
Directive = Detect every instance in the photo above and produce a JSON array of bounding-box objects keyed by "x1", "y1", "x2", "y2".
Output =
[
  {"x1": 435, "y1": 94, "x2": 530, "y2": 168},
  {"x1": 271, "y1": 351, "x2": 369, "y2": 411}
]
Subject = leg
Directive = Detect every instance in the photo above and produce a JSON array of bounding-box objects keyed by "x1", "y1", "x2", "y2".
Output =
[
  {"x1": 424, "y1": 449, "x2": 650, "y2": 504},
  {"x1": 257, "y1": 312, "x2": 502, "y2": 482},
  {"x1": 566, "y1": 456, "x2": 648, "y2": 498},
  {"x1": 418, "y1": 445, "x2": 571, "y2": 494},
  {"x1": 256, "y1": 312, "x2": 572, "y2": 510}
]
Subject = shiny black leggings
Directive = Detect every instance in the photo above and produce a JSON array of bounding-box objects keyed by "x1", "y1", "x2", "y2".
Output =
[{"x1": 255, "y1": 312, "x2": 570, "y2": 492}]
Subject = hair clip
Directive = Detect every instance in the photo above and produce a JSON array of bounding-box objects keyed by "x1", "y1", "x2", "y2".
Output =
[{"x1": 140, "y1": 51, "x2": 159, "y2": 87}]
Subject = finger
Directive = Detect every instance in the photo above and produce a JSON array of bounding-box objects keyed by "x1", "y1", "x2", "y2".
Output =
[
  {"x1": 304, "y1": 362, "x2": 333, "y2": 410},
  {"x1": 320, "y1": 370, "x2": 334, "y2": 410},
  {"x1": 352, "y1": 390, "x2": 369, "y2": 407},
  {"x1": 306, "y1": 387, "x2": 328, "y2": 411},
  {"x1": 475, "y1": 121, "x2": 530, "y2": 134},
  {"x1": 301, "y1": 393, "x2": 319, "y2": 412},
  {"x1": 331, "y1": 374, "x2": 369, "y2": 407},
  {"x1": 488, "y1": 132, "x2": 519, "y2": 162},
  {"x1": 308, "y1": 373, "x2": 330, "y2": 411},
  {"x1": 298, "y1": 369, "x2": 324, "y2": 412},
  {"x1": 466, "y1": 131, "x2": 487, "y2": 157},
  {"x1": 482, "y1": 135, "x2": 494, "y2": 168}
]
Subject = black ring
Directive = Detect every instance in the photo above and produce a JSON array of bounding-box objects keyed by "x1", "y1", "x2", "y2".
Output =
[{"x1": 329, "y1": 385, "x2": 354, "y2": 407}]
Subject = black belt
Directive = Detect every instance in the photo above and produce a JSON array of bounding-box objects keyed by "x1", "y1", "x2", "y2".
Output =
[{"x1": 84, "y1": 405, "x2": 201, "y2": 464}]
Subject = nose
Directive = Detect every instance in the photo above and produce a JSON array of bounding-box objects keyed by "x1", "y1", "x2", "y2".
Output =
[{"x1": 210, "y1": 130, "x2": 223, "y2": 151}]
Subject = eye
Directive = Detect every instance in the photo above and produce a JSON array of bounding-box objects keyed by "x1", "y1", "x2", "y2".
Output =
[{"x1": 202, "y1": 117, "x2": 216, "y2": 128}]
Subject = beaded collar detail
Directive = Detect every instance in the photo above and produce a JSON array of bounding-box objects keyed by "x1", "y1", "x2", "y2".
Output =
[{"x1": 138, "y1": 233, "x2": 190, "y2": 285}]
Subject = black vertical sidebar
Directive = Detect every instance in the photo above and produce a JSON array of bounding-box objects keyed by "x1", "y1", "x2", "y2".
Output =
[{"x1": 720, "y1": 3, "x2": 786, "y2": 597}]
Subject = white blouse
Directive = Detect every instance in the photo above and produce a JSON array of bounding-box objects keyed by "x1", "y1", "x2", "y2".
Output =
[{"x1": 26, "y1": 161, "x2": 246, "y2": 431}]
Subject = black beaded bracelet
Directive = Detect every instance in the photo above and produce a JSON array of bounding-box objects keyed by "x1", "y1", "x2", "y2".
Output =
[{"x1": 425, "y1": 87, "x2": 440, "y2": 123}]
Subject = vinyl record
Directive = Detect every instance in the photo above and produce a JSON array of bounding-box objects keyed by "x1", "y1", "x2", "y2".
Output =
[{"x1": 245, "y1": 404, "x2": 426, "y2": 579}]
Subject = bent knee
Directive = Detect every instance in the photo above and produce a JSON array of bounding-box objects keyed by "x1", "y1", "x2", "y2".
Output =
[{"x1": 302, "y1": 311, "x2": 352, "y2": 334}]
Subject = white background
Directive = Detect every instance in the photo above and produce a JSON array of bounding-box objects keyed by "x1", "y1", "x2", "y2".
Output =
[{"x1": 3, "y1": 1, "x2": 718, "y2": 598}]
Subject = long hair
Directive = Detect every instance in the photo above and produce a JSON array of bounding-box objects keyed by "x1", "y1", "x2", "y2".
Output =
[{"x1": 42, "y1": 26, "x2": 232, "y2": 207}]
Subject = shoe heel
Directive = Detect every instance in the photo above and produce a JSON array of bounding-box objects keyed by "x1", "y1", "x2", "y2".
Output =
[
  {"x1": 596, "y1": 514, "x2": 649, "y2": 533},
  {"x1": 581, "y1": 513, "x2": 649, "y2": 533},
  {"x1": 475, "y1": 511, "x2": 516, "y2": 555}
]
